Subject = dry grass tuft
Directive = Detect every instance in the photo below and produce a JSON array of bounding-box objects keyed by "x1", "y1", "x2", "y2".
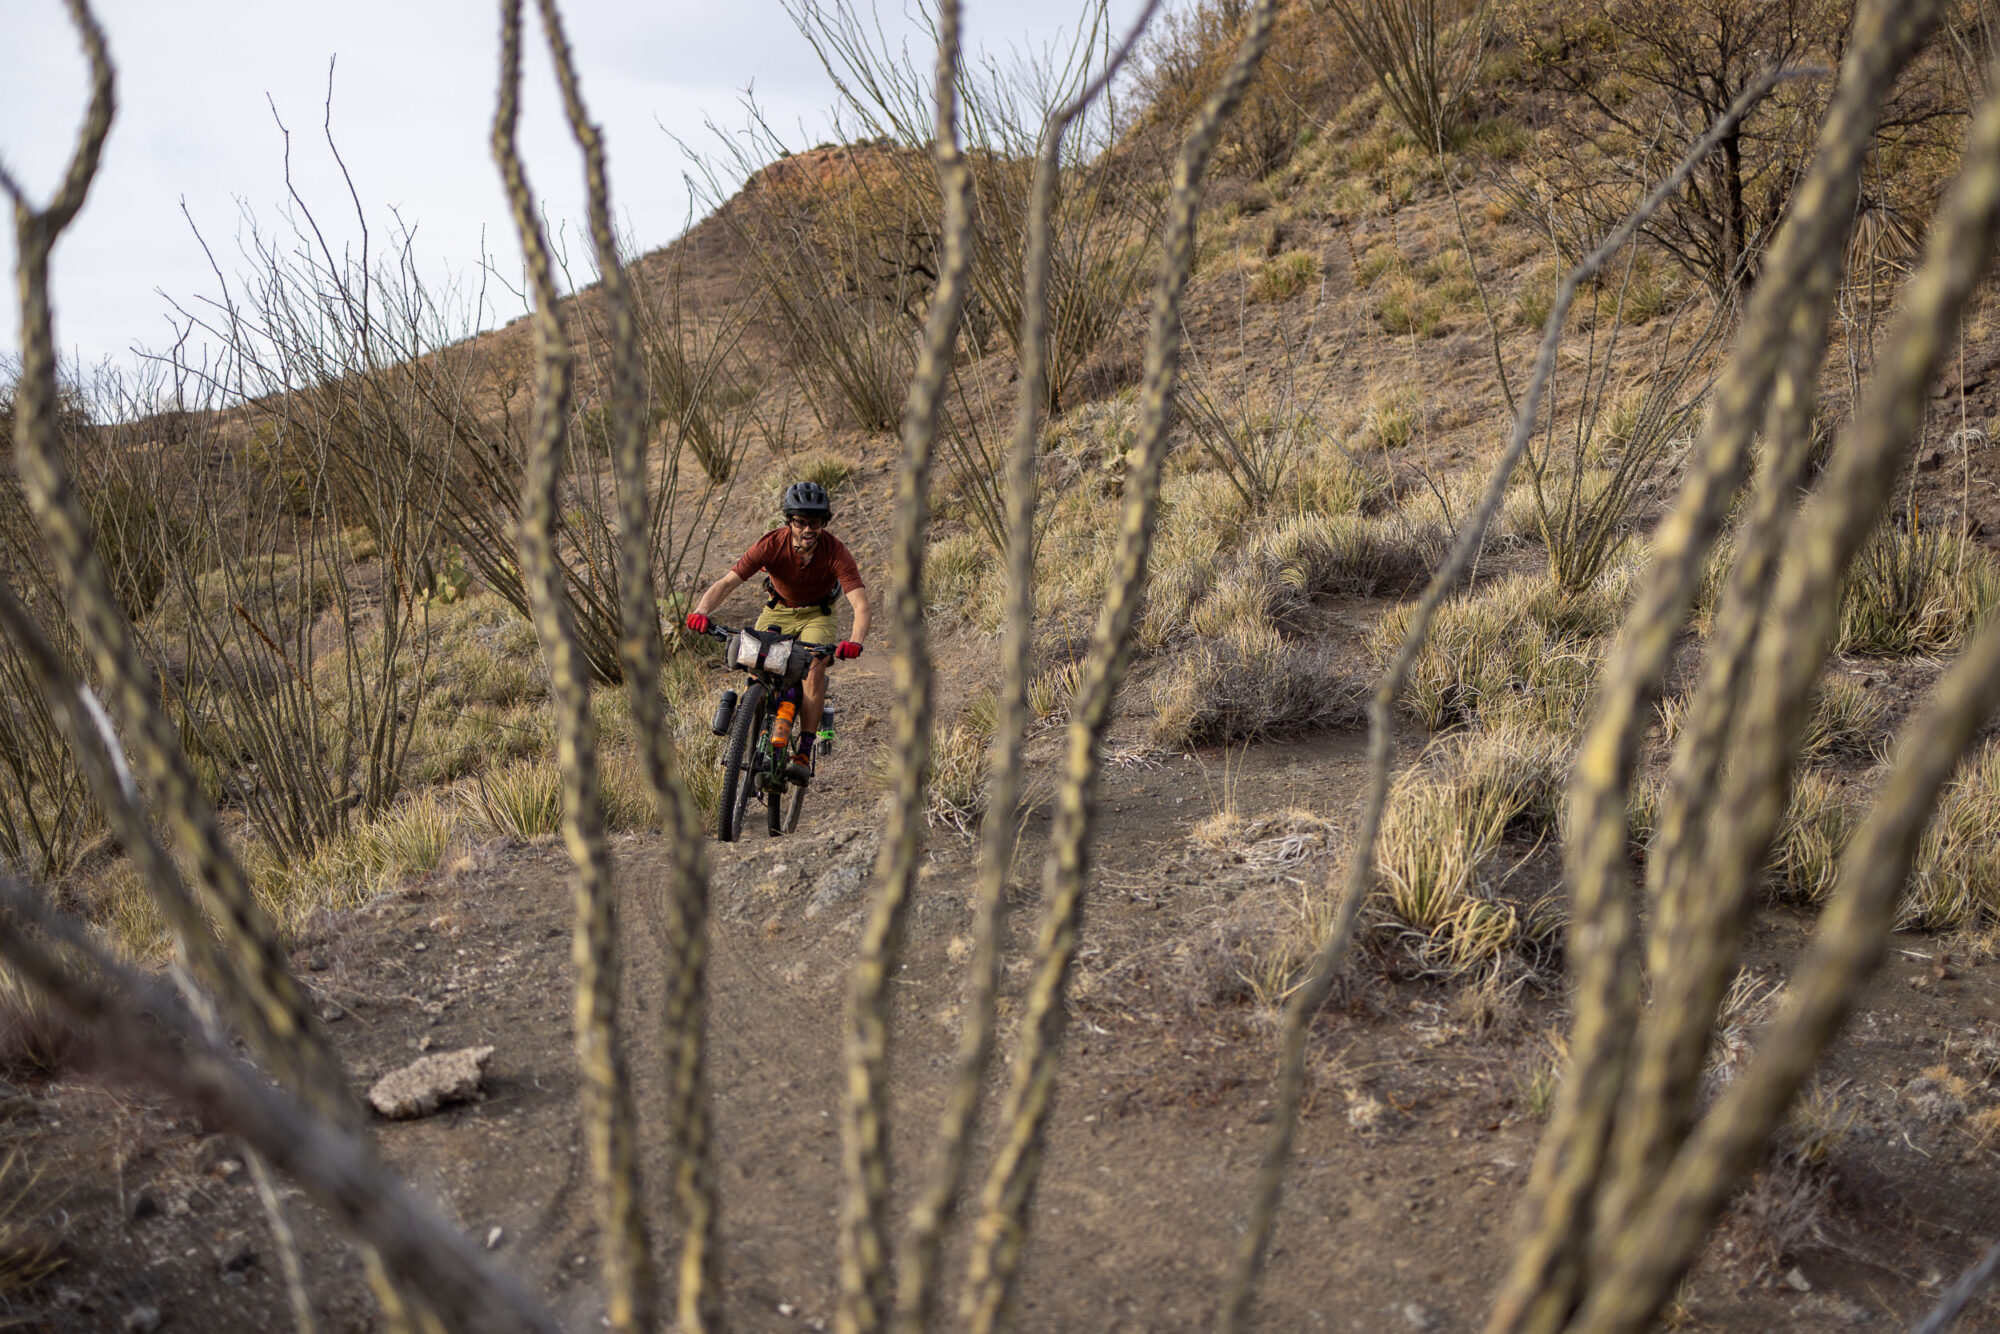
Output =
[
  {"x1": 924, "y1": 531, "x2": 987, "y2": 617},
  {"x1": 869, "y1": 700, "x2": 995, "y2": 835},
  {"x1": 0, "y1": 1149, "x2": 63, "y2": 1296},
  {"x1": 1149, "y1": 620, "x2": 1366, "y2": 750},
  {"x1": 255, "y1": 791, "x2": 462, "y2": 929},
  {"x1": 1904, "y1": 735, "x2": 2000, "y2": 929},
  {"x1": 1799, "y1": 675, "x2": 1888, "y2": 763},
  {"x1": 1376, "y1": 569, "x2": 1626, "y2": 734},
  {"x1": 1249, "y1": 249, "x2": 1322, "y2": 303},
  {"x1": 0, "y1": 966, "x2": 82, "y2": 1079},
  {"x1": 1776, "y1": 1078, "x2": 1856, "y2": 1168},
  {"x1": 1765, "y1": 771, "x2": 1856, "y2": 906},
  {"x1": 1375, "y1": 767, "x2": 1513, "y2": 937},
  {"x1": 926, "y1": 722, "x2": 992, "y2": 835},
  {"x1": 1837, "y1": 520, "x2": 2000, "y2": 656},
  {"x1": 1027, "y1": 659, "x2": 1084, "y2": 724},
  {"x1": 1516, "y1": 1027, "x2": 1571, "y2": 1121},
  {"x1": 468, "y1": 759, "x2": 565, "y2": 843},
  {"x1": 1363, "y1": 383, "x2": 1420, "y2": 450}
]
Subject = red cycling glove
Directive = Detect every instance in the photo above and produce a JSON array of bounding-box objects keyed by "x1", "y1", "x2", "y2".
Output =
[
  {"x1": 685, "y1": 612, "x2": 711, "y2": 634},
  {"x1": 835, "y1": 640, "x2": 863, "y2": 660}
]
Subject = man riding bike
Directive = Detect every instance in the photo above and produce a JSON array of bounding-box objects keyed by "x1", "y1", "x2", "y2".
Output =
[{"x1": 684, "y1": 480, "x2": 869, "y2": 773}]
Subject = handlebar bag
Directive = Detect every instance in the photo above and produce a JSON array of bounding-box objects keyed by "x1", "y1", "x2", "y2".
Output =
[{"x1": 728, "y1": 629, "x2": 813, "y2": 686}]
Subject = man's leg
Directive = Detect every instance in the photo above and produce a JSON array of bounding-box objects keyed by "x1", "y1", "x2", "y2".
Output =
[
  {"x1": 796, "y1": 608, "x2": 838, "y2": 737},
  {"x1": 802, "y1": 658, "x2": 826, "y2": 735}
]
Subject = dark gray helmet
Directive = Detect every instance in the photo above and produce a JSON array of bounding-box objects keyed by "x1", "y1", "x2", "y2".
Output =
[{"x1": 782, "y1": 480, "x2": 832, "y2": 520}]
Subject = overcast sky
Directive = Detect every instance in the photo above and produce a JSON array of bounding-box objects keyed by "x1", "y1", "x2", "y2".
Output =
[{"x1": 0, "y1": 0, "x2": 1158, "y2": 377}]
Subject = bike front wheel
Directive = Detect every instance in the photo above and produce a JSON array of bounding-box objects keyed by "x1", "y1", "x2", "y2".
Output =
[{"x1": 717, "y1": 682, "x2": 766, "y2": 842}]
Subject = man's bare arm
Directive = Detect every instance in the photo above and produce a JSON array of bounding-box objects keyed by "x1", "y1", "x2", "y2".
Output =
[
  {"x1": 846, "y1": 586, "x2": 871, "y2": 645},
  {"x1": 692, "y1": 571, "x2": 744, "y2": 617}
]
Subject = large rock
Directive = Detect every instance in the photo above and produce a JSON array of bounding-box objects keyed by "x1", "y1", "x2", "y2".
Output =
[{"x1": 368, "y1": 1046, "x2": 495, "y2": 1120}]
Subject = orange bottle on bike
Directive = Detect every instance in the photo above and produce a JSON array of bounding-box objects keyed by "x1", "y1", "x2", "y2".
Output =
[{"x1": 771, "y1": 700, "x2": 796, "y2": 751}]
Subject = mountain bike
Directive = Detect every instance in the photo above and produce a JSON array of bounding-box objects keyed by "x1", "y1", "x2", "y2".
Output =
[{"x1": 702, "y1": 624, "x2": 839, "y2": 841}]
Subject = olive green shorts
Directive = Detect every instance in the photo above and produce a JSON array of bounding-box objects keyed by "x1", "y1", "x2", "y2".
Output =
[{"x1": 754, "y1": 602, "x2": 839, "y2": 646}]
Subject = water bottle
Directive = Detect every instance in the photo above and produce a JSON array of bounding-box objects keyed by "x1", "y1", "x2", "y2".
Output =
[{"x1": 710, "y1": 689, "x2": 737, "y2": 737}]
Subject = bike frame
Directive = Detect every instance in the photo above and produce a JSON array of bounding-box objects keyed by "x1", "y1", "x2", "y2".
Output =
[{"x1": 706, "y1": 623, "x2": 837, "y2": 840}]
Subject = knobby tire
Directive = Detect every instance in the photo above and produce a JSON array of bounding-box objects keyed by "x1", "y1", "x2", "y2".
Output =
[{"x1": 717, "y1": 682, "x2": 766, "y2": 843}]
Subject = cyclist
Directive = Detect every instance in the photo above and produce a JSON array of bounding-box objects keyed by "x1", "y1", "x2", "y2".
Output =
[{"x1": 684, "y1": 480, "x2": 868, "y2": 774}]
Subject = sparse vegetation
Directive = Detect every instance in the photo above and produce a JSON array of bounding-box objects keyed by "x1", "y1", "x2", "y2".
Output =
[{"x1": 9, "y1": 2, "x2": 2000, "y2": 1332}]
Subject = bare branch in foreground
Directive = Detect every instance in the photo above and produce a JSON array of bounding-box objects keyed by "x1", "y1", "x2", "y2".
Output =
[
  {"x1": 492, "y1": 2, "x2": 656, "y2": 1327},
  {"x1": 0, "y1": 883, "x2": 559, "y2": 1334},
  {"x1": 1222, "y1": 55, "x2": 1823, "y2": 1334}
]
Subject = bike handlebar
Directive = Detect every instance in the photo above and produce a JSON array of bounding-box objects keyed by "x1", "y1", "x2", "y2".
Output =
[{"x1": 700, "y1": 623, "x2": 839, "y2": 660}]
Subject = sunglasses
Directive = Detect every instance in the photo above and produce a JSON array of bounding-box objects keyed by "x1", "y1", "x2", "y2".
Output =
[{"x1": 788, "y1": 516, "x2": 828, "y2": 530}]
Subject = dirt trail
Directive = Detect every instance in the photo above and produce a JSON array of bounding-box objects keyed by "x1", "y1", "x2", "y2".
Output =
[
  {"x1": 15, "y1": 385, "x2": 2000, "y2": 1331},
  {"x1": 17, "y1": 710, "x2": 2000, "y2": 1331}
]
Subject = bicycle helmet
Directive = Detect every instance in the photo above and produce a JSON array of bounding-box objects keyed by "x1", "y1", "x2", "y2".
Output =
[{"x1": 782, "y1": 480, "x2": 832, "y2": 521}]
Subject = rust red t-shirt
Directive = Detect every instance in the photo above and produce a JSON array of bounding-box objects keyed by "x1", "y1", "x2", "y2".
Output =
[{"x1": 731, "y1": 528, "x2": 865, "y2": 608}]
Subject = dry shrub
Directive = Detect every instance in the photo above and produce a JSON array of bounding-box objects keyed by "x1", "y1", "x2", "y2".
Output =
[
  {"x1": 1320, "y1": 0, "x2": 1491, "y2": 152},
  {"x1": 1521, "y1": 266, "x2": 1724, "y2": 593},
  {"x1": 0, "y1": 632, "x2": 100, "y2": 882},
  {"x1": 1149, "y1": 620, "x2": 1365, "y2": 750},
  {"x1": 1376, "y1": 569, "x2": 1627, "y2": 734},
  {"x1": 1727, "y1": 1161, "x2": 1835, "y2": 1282},
  {"x1": 1517, "y1": 0, "x2": 1956, "y2": 297},
  {"x1": 721, "y1": 142, "x2": 924, "y2": 431},
  {"x1": 731, "y1": 5, "x2": 1161, "y2": 416},
  {"x1": 1136, "y1": 0, "x2": 1355, "y2": 179}
]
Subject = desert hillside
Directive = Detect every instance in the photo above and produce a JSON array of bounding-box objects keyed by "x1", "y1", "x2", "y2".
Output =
[{"x1": 8, "y1": 1, "x2": 2000, "y2": 1332}]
